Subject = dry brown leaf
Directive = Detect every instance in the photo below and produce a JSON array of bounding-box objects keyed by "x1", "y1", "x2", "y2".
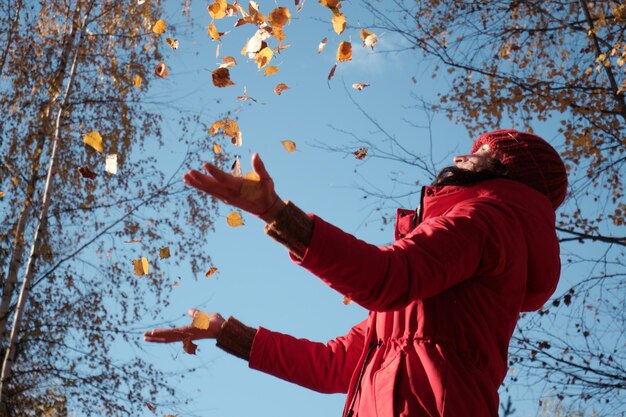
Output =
[
  {"x1": 208, "y1": 0, "x2": 228, "y2": 19},
  {"x1": 205, "y1": 267, "x2": 218, "y2": 278},
  {"x1": 155, "y1": 62, "x2": 168, "y2": 78},
  {"x1": 269, "y1": 7, "x2": 291, "y2": 28},
  {"x1": 264, "y1": 65, "x2": 279, "y2": 76},
  {"x1": 224, "y1": 118, "x2": 239, "y2": 139},
  {"x1": 352, "y1": 83, "x2": 370, "y2": 91},
  {"x1": 353, "y1": 147, "x2": 368, "y2": 160},
  {"x1": 145, "y1": 402, "x2": 156, "y2": 412},
  {"x1": 132, "y1": 257, "x2": 149, "y2": 276},
  {"x1": 124, "y1": 237, "x2": 142, "y2": 243},
  {"x1": 159, "y1": 247, "x2": 171, "y2": 259},
  {"x1": 219, "y1": 56, "x2": 237, "y2": 68},
  {"x1": 331, "y1": 12, "x2": 346, "y2": 35},
  {"x1": 274, "y1": 83, "x2": 289, "y2": 95},
  {"x1": 209, "y1": 120, "x2": 225, "y2": 135},
  {"x1": 166, "y1": 37, "x2": 179, "y2": 49},
  {"x1": 212, "y1": 68, "x2": 235, "y2": 87},
  {"x1": 327, "y1": 63, "x2": 337, "y2": 81},
  {"x1": 78, "y1": 167, "x2": 97, "y2": 180},
  {"x1": 281, "y1": 140, "x2": 297, "y2": 152},
  {"x1": 337, "y1": 41, "x2": 352, "y2": 62},
  {"x1": 226, "y1": 211, "x2": 244, "y2": 227}
]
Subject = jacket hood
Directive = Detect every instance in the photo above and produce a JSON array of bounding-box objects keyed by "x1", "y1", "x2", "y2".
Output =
[{"x1": 395, "y1": 179, "x2": 561, "y2": 312}]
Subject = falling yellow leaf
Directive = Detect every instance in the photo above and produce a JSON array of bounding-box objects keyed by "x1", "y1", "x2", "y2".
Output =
[
  {"x1": 166, "y1": 37, "x2": 179, "y2": 49},
  {"x1": 133, "y1": 74, "x2": 142, "y2": 88},
  {"x1": 320, "y1": 0, "x2": 342, "y2": 8},
  {"x1": 274, "y1": 83, "x2": 289, "y2": 95},
  {"x1": 255, "y1": 46, "x2": 274, "y2": 69},
  {"x1": 318, "y1": 37, "x2": 328, "y2": 53},
  {"x1": 213, "y1": 143, "x2": 222, "y2": 154},
  {"x1": 205, "y1": 267, "x2": 218, "y2": 278},
  {"x1": 337, "y1": 41, "x2": 352, "y2": 62},
  {"x1": 331, "y1": 13, "x2": 346, "y2": 35},
  {"x1": 208, "y1": 0, "x2": 228, "y2": 19},
  {"x1": 360, "y1": 29, "x2": 378, "y2": 49},
  {"x1": 207, "y1": 23, "x2": 223, "y2": 41},
  {"x1": 226, "y1": 211, "x2": 244, "y2": 227},
  {"x1": 223, "y1": 118, "x2": 239, "y2": 139},
  {"x1": 209, "y1": 120, "x2": 226, "y2": 135},
  {"x1": 155, "y1": 62, "x2": 168, "y2": 78},
  {"x1": 152, "y1": 19, "x2": 166, "y2": 35},
  {"x1": 269, "y1": 7, "x2": 291, "y2": 28},
  {"x1": 159, "y1": 247, "x2": 171, "y2": 259},
  {"x1": 191, "y1": 310, "x2": 211, "y2": 330},
  {"x1": 352, "y1": 83, "x2": 370, "y2": 91},
  {"x1": 84, "y1": 131, "x2": 104, "y2": 153},
  {"x1": 264, "y1": 65, "x2": 279, "y2": 76},
  {"x1": 281, "y1": 140, "x2": 297, "y2": 152},
  {"x1": 212, "y1": 68, "x2": 234, "y2": 87},
  {"x1": 132, "y1": 256, "x2": 149, "y2": 275}
]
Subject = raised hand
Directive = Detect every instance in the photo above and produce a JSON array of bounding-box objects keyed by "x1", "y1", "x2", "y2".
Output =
[
  {"x1": 183, "y1": 153, "x2": 286, "y2": 223},
  {"x1": 143, "y1": 309, "x2": 225, "y2": 343}
]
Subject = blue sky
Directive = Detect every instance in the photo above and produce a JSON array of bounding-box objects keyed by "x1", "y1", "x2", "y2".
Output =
[{"x1": 110, "y1": 1, "x2": 572, "y2": 417}]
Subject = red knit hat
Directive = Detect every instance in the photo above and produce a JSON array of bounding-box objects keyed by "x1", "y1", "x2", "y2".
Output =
[{"x1": 472, "y1": 129, "x2": 568, "y2": 209}]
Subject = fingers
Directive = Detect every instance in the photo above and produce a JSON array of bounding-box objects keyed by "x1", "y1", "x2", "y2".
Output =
[{"x1": 251, "y1": 153, "x2": 271, "y2": 180}]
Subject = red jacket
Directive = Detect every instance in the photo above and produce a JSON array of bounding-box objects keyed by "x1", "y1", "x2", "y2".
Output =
[{"x1": 249, "y1": 179, "x2": 561, "y2": 416}]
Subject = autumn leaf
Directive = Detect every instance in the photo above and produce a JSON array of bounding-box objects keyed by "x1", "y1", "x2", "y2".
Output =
[
  {"x1": 236, "y1": 86, "x2": 257, "y2": 102},
  {"x1": 0, "y1": 192, "x2": 4, "y2": 198},
  {"x1": 182, "y1": 337, "x2": 198, "y2": 355},
  {"x1": 166, "y1": 37, "x2": 179, "y2": 49},
  {"x1": 352, "y1": 83, "x2": 370, "y2": 91},
  {"x1": 105, "y1": 154, "x2": 117, "y2": 175},
  {"x1": 212, "y1": 68, "x2": 234, "y2": 87},
  {"x1": 155, "y1": 62, "x2": 168, "y2": 78},
  {"x1": 320, "y1": 0, "x2": 342, "y2": 8},
  {"x1": 132, "y1": 256, "x2": 149, "y2": 276},
  {"x1": 152, "y1": 19, "x2": 166, "y2": 35},
  {"x1": 209, "y1": 120, "x2": 226, "y2": 135},
  {"x1": 255, "y1": 46, "x2": 274, "y2": 69},
  {"x1": 145, "y1": 402, "x2": 156, "y2": 412},
  {"x1": 159, "y1": 247, "x2": 171, "y2": 259},
  {"x1": 84, "y1": 131, "x2": 104, "y2": 153},
  {"x1": 213, "y1": 143, "x2": 222, "y2": 154},
  {"x1": 264, "y1": 65, "x2": 279, "y2": 76},
  {"x1": 208, "y1": 0, "x2": 227, "y2": 19},
  {"x1": 223, "y1": 118, "x2": 240, "y2": 140},
  {"x1": 331, "y1": 13, "x2": 346, "y2": 35},
  {"x1": 242, "y1": 27, "x2": 271, "y2": 58},
  {"x1": 77, "y1": 167, "x2": 97, "y2": 180},
  {"x1": 226, "y1": 211, "x2": 244, "y2": 227},
  {"x1": 240, "y1": 171, "x2": 263, "y2": 200},
  {"x1": 274, "y1": 83, "x2": 288, "y2": 95},
  {"x1": 269, "y1": 7, "x2": 291, "y2": 28},
  {"x1": 207, "y1": 23, "x2": 224, "y2": 41},
  {"x1": 360, "y1": 29, "x2": 378, "y2": 49},
  {"x1": 219, "y1": 56, "x2": 237, "y2": 68},
  {"x1": 343, "y1": 296, "x2": 352, "y2": 305},
  {"x1": 205, "y1": 267, "x2": 218, "y2": 278},
  {"x1": 132, "y1": 74, "x2": 142, "y2": 88},
  {"x1": 337, "y1": 41, "x2": 352, "y2": 62},
  {"x1": 318, "y1": 37, "x2": 328, "y2": 53},
  {"x1": 281, "y1": 140, "x2": 297, "y2": 152},
  {"x1": 244, "y1": 171, "x2": 260, "y2": 181},
  {"x1": 230, "y1": 156, "x2": 242, "y2": 177},
  {"x1": 191, "y1": 310, "x2": 210, "y2": 330},
  {"x1": 353, "y1": 147, "x2": 368, "y2": 160},
  {"x1": 327, "y1": 63, "x2": 337, "y2": 81}
]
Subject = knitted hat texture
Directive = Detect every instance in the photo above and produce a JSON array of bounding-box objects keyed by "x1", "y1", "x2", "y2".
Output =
[{"x1": 471, "y1": 129, "x2": 568, "y2": 209}]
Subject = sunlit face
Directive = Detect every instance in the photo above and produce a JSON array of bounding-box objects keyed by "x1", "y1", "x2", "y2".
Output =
[{"x1": 453, "y1": 144, "x2": 494, "y2": 172}]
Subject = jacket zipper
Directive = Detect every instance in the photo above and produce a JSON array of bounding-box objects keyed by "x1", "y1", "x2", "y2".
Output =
[{"x1": 345, "y1": 340, "x2": 382, "y2": 417}]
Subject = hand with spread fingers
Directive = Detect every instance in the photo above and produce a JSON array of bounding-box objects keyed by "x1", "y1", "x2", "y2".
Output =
[
  {"x1": 144, "y1": 309, "x2": 225, "y2": 343},
  {"x1": 183, "y1": 153, "x2": 286, "y2": 223}
]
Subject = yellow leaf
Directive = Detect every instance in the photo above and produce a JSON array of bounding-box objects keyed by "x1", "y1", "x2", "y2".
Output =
[
  {"x1": 205, "y1": 266, "x2": 218, "y2": 278},
  {"x1": 337, "y1": 41, "x2": 352, "y2": 62},
  {"x1": 320, "y1": 0, "x2": 342, "y2": 8},
  {"x1": 152, "y1": 19, "x2": 166, "y2": 35},
  {"x1": 220, "y1": 56, "x2": 237, "y2": 68},
  {"x1": 207, "y1": 23, "x2": 223, "y2": 41},
  {"x1": 155, "y1": 62, "x2": 168, "y2": 78},
  {"x1": 166, "y1": 37, "x2": 179, "y2": 49},
  {"x1": 274, "y1": 83, "x2": 289, "y2": 95},
  {"x1": 269, "y1": 7, "x2": 291, "y2": 28},
  {"x1": 264, "y1": 65, "x2": 279, "y2": 76},
  {"x1": 281, "y1": 140, "x2": 297, "y2": 152},
  {"x1": 212, "y1": 68, "x2": 235, "y2": 87},
  {"x1": 244, "y1": 171, "x2": 260, "y2": 181},
  {"x1": 331, "y1": 13, "x2": 346, "y2": 35},
  {"x1": 159, "y1": 247, "x2": 171, "y2": 259},
  {"x1": 191, "y1": 310, "x2": 211, "y2": 330},
  {"x1": 360, "y1": 29, "x2": 378, "y2": 49},
  {"x1": 208, "y1": 0, "x2": 228, "y2": 19},
  {"x1": 213, "y1": 143, "x2": 222, "y2": 154},
  {"x1": 226, "y1": 211, "x2": 244, "y2": 227},
  {"x1": 84, "y1": 131, "x2": 104, "y2": 153},
  {"x1": 132, "y1": 256, "x2": 149, "y2": 275},
  {"x1": 133, "y1": 74, "x2": 142, "y2": 88},
  {"x1": 223, "y1": 118, "x2": 239, "y2": 139},
  {"x1": 209, "y1": 120, "x2": 226, "y2": 135},
  {"x1": 255, "y1": 46, "x2": 274, "y2": 69}
]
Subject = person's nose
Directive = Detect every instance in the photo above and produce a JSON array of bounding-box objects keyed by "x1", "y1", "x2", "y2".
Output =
[{"x1": 453, "y1": 155, "x2": 467, "y2": 165}]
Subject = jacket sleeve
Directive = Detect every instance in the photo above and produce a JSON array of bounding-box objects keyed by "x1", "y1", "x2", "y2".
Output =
[
  {"x1": 248, "y1": 318, "x2": 367, "y2": 394},
  {"x1": 294, "y1": 198, "x2": 517, "y2": 312}
]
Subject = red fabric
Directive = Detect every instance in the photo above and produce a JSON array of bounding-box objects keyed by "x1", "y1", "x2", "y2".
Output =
[{"x1": 249, "y1": 179, "x2": 561, "y2": 416}]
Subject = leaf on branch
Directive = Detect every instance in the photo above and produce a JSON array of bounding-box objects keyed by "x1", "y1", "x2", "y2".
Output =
[
  {"x1": 159, "y1": 247, "x2": 171, "y2": 259},
  {"x1": 105, "y1": 154, "x2": 117, "y2": 175},
  {"x1": 205, "y1": 267, "x2": 218, "y2": 278},
  {"x1": 281, "y1": 140, "x2": 297, "y2": 152},
  {"x1": 191, "y1": 310, "x2": 211, "y2": 330},
  {"x1": 166, "y1": 38, "x2": 179, "y2": 49},
  {"x1": 182, "y1": 336, "x2": 198, "y2": 355},
  {"x1": 212, "y1": 68, "x2": 234, "y2": 87},
  {"x1": 226, "y1": 211, "x2": 244, "y2": 227},
  {"x1": 84, "y1": 131, "x2": 104, "y2": 153},
  {"x1": 155, "y1": 62, "x2": 168, "y2": 78},
  {"x1": 274, "y1": 83, "x2": 289, "y2": 95},
  {"x1": 337, "y1": 41, "x2": 352, "y2": 62},
  {"x1": 353, "y1": 147, "x2": 368, "y2": 160},
  {"x1": 78, "y1": 167, "x2": 98, "y2": 180},
  {"x1": 132, "y1": 256, "x2": 149, "y2": 275},
  {"x1": 152, "y1": 19, "x2": 166, "y2": 35}
]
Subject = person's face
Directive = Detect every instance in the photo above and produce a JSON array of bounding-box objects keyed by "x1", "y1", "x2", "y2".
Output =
[{"x1": 453, "y1": 143, "x2": 494, "y2": 172}]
